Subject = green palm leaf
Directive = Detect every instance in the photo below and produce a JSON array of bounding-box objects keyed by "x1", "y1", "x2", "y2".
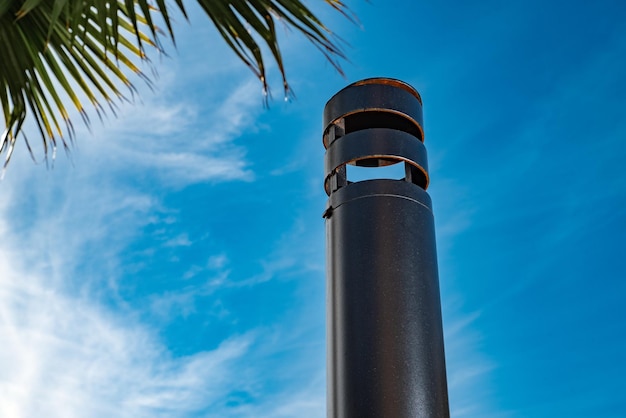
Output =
[{"x1": 0, "y1": 0, "x2": 347, "y2": 169}]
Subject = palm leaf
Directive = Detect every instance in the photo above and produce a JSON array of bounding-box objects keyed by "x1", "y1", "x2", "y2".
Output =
[{"x1": 0, "y1": 0, "x2": 348, "y2": 170}]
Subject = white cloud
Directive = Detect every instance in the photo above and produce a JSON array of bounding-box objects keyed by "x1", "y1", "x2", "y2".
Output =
[
  {"x1": 442, "y1": 297, "x2": 498, "y2": 418},
  {"x1": 148, "y1": 271, "x2": 229, "y2": 320},
  {"x1": 0, "y1": 46, "x2": 265, "y2": 416},
  {"x1": 0, "y1": 244, "x2": 254, "y2": 418},
  {"x1": 240, "y1": 217, "x2": 325, "y2": 286},
  {"x1": 66, "y1": 76, "x2": 261, "y2": 188},
  {"x1": 207, "y1": 254, "x2": 229, "y2": 270},
  {"x1": 164, "y1": 233, "x2": 193, "y2": 247}
]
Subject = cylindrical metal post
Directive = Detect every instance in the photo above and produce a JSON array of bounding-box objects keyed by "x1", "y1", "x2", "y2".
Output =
[{"x1": 323, "y1": 78, "x2": 449, "y2": 418}]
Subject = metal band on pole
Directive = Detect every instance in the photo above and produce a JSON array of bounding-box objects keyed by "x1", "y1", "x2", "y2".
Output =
[{"x1": 324, "y1": 78, "x2": 450, "y2": 418}]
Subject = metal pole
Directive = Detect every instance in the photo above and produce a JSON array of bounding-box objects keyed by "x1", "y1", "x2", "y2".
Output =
[{"x1": 323, "y1": 78, "x2": 449, "y2": 418}]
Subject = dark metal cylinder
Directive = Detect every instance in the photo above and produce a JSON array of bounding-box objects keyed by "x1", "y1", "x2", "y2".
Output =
[{"x1": 324, "y1": 78, "x2": 449, "y2": 418}]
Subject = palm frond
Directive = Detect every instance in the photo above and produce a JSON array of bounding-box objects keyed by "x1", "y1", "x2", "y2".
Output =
[
  {"x1": 0, "y1": 0, "x2": 151, "y2": 168},
  {"x1": 0, "y1": 0, "x2": 348, "y2": 170}
]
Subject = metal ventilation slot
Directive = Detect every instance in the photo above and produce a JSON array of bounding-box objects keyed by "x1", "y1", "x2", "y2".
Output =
[{"x1": 346, "y1": 161, "x2": 406, "y2": 182}]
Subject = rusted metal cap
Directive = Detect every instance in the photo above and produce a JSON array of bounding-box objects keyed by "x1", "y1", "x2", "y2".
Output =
[{"x1": 322, "y1": 78, "x2": 428, "y2": 196}]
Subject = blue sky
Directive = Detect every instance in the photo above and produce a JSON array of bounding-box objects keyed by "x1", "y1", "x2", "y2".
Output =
[{"x1": 1, "y1": 0, "x2": 625, "y2": 417}]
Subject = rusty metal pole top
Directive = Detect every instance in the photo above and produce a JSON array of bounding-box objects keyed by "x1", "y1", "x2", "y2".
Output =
[{"x1": 322, "y1": 78, "x2": 429, "y2": 205}]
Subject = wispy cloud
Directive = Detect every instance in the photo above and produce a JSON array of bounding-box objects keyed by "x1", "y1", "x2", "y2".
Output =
[
  {"x1": 0, "y1": 242, "x2": 255, "y2": 417},
  {"x1": 439, "y1": 294, "x2": 501, "y2": 417},
  {"x1": 67, "y1": 76, "x2": 261, "y2": 188},
  {"x1": 0, "y1": 51, "x2": 265, "y2": 415},
  {"x1": 164, "y1": 233, "x2": 193, "y2": 248},
  {"x1": 148, "y1": 271, "x2": 229, "y2": 320}
]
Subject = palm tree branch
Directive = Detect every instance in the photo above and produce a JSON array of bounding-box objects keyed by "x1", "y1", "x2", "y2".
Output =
[{"x1": 0, "y1": 0, "x2": 349, "y2": 168}]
